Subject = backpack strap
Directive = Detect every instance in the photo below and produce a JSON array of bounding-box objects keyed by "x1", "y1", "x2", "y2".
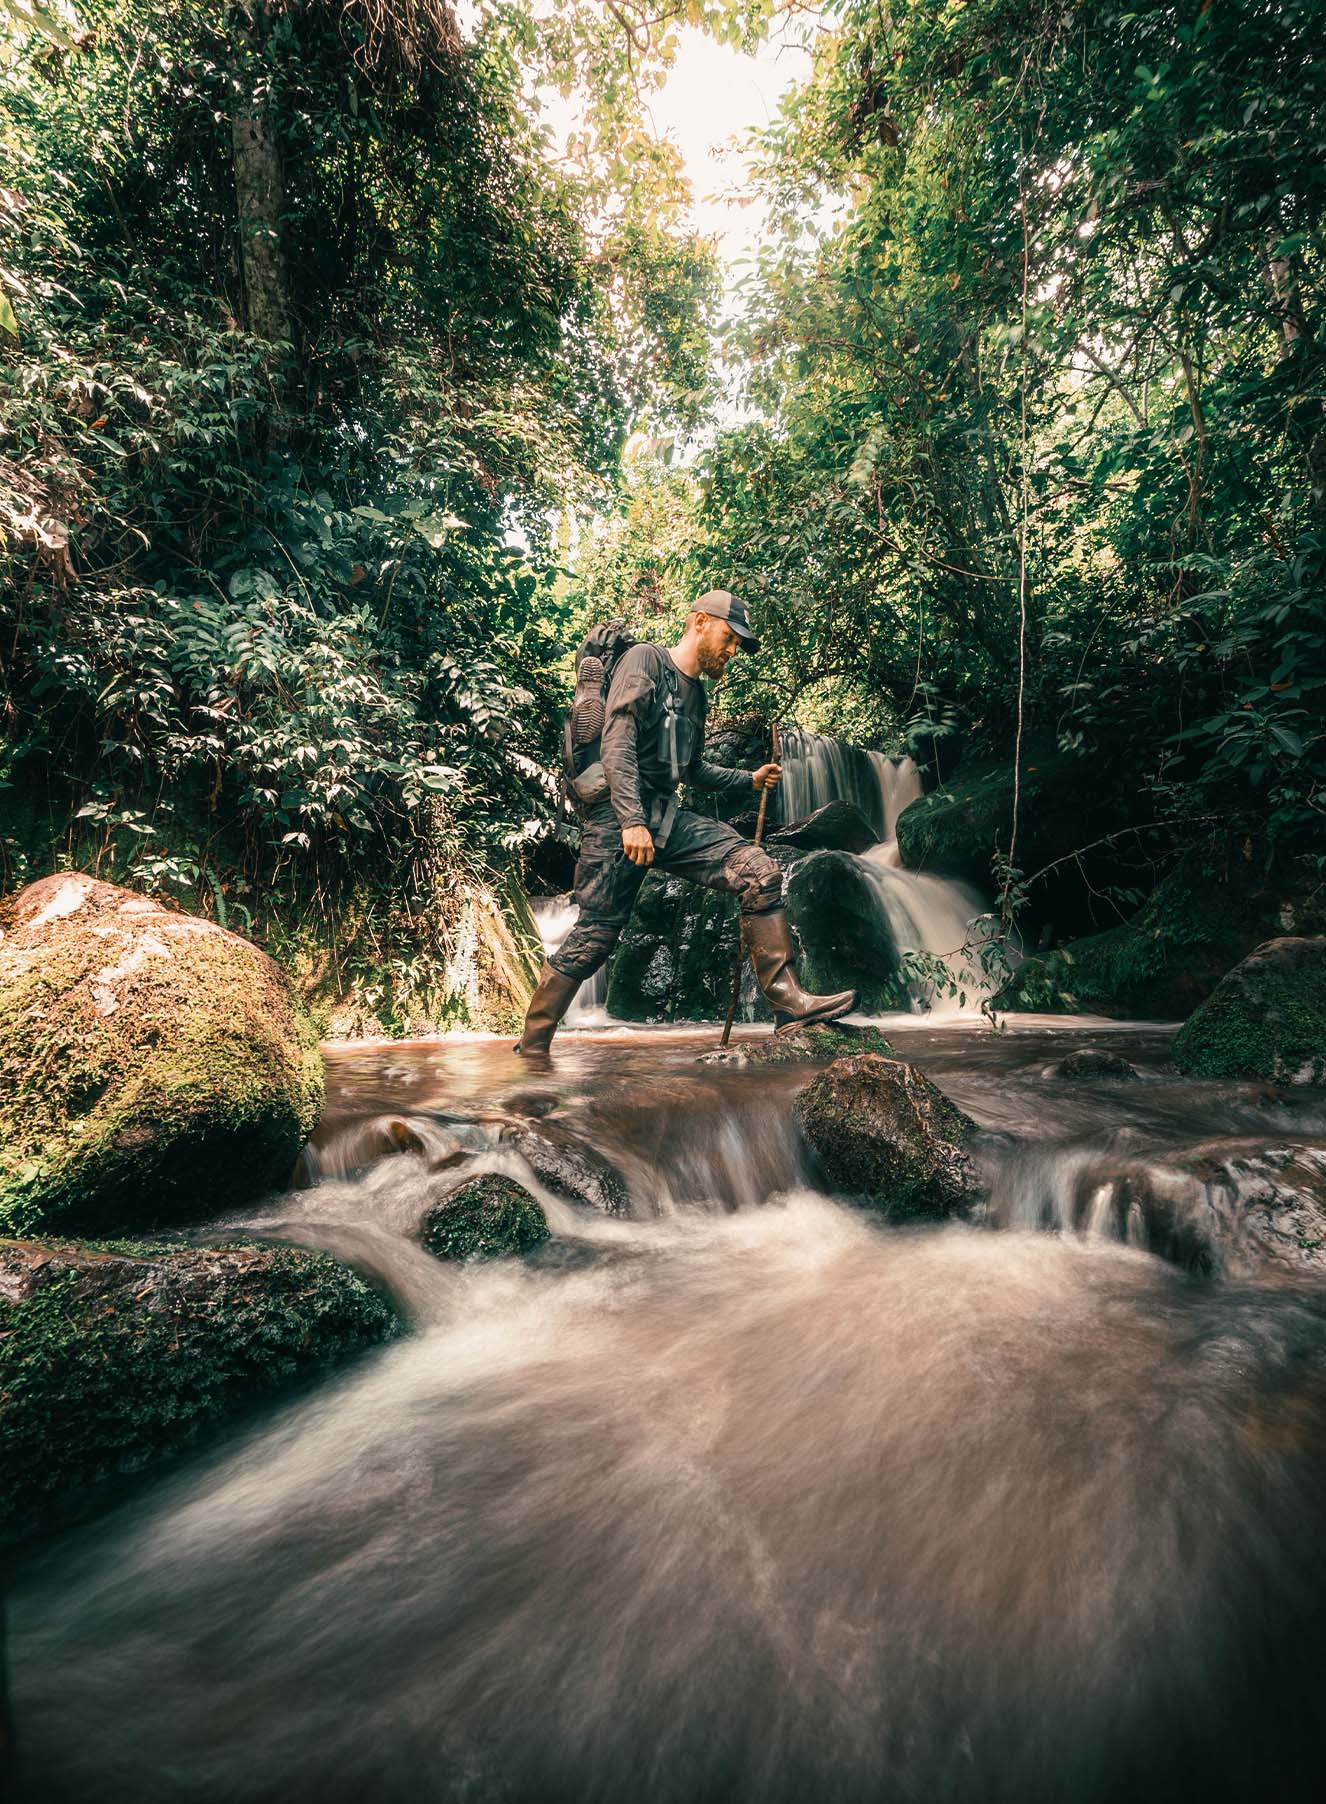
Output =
[{"x1": 659, "y1": 655, "x2": 684, "y2": 785}]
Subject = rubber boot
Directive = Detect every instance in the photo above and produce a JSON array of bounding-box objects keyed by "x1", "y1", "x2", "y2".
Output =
[
  {"x1": 741, "y1": 910, "x2": 858, "y2": 1037},
  {"x1": 515, "y1": 962, "x2": 581, "y2": 1055}
]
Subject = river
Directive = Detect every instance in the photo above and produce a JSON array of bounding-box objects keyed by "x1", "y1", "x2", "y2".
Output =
[{"x1": 9, "y1": 1017, "x2": 1326, "y2": 1802}]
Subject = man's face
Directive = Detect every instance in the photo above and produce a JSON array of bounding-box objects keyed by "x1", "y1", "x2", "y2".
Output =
[{"x1": 694, "y1": 613, "x2": 742, "y2": 679}]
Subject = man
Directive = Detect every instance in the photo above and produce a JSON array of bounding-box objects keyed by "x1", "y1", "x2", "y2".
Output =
[{"x1": 517, "y1": 589, "x2": 857, "y2": 1053}]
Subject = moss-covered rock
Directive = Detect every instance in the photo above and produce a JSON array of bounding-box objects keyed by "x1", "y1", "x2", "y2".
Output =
[
  {"x1": 0, "y1": 874, "x2": 326, "y2": 1236},
  {"x1": 1046, "y1": 1047, "x2": 1142, "y2": 1082},
  {"x1": 1172, "y1": 936, "x2": 1326, "y2": 1083},
  {"x1": 698, "y1": 1024, "x2": 895, "y2": 1067},
  {"x1": 784, "y1": 850, "x2": 908, "y2": 1014},
  {"x1": 795, "y1": 1054, "x2": 983, "y2": 1219},
  {"x1": 0, "y1": 1235, "x2": 399, "y2": 1547},
  {"x1": 995, "y1": 857, "x2": 1326, "y2": 1020},
  {"x1": 421, "y1": 1174, "x2": 551, "y2": 1261}
]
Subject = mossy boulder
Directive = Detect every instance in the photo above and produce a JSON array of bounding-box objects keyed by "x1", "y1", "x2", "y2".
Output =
[
  {"x1": 421, "y1": 1174, "x2": 551, "y2": 1261},
  {"x1": 606, "y1": 865, "x2": 776, "y2": 1024},
  {"x1": 698, "y1": 1024, "x2": 895, "y2": 1067},
  {"x1": 0, "y1": 875, "x2": 326, "y2": 1237},
  {"x1": 1046, "y1": 1047, "x2": 1142, "y2": 1082},
  {"x1": 784, "y1": 850, "x2": 907, "y2": 1014},
  {"x1": 1173, "y1": 936, "x2": 1326, "y2": 1083},
  {"x1": 0, "y1": 1235, "x2": 399, "y2": 1548},
  {"x1": 996, "y1": 857, "x2": 1326, "y2": 1020},
  {"x1": 795, "y1": 1053, "x2": 983, "y2": 1219}
]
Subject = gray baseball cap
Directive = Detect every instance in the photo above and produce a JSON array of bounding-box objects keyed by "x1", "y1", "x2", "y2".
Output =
[{"x1": 695, "y1": 589, "x2": 761, "y2": 653}]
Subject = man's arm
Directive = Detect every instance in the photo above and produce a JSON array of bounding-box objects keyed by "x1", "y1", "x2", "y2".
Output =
[{"x1": 690, "y1": 755, "x2": 761, "y2": 796}]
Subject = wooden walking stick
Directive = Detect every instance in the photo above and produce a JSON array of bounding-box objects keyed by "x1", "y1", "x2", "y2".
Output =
[{"x1": 719, "y1": 719, "x2": 781, "y2": 1048}]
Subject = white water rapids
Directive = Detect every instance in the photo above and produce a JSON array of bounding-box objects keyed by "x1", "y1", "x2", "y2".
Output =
[{"x1": 10, "y1": 1025, "x2": 1326, "y2": 1804}]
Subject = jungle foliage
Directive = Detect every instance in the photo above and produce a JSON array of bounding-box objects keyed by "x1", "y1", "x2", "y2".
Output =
[
  {"x1": 3, "y1": 0, "x2": 1325, "y2": 1016},
  {"x1": 0, "y1": 0, "x2": 736, "y2": 1020},
  {"x1": 585, "y1": 0, "x2": 1326, "y2": 918}
]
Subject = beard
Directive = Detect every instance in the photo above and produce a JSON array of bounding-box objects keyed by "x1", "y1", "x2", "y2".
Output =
[{"x1": 696, "y1": 643, "x2": 730, "y2": 679}]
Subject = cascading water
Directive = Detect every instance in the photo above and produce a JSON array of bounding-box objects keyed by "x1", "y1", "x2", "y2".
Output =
[
  {"x1": 780, "y1": 729, "x2": 995, "y2": 1011},
  {"x1": 11, "y1": 1025, "x2": 1326, "y2": 1804},
  {"x1": 530, "y1": 893, "x2": 610, "y2": 1025}
]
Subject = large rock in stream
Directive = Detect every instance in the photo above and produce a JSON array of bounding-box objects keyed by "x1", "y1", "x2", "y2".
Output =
[
  {"x1": 0, "y1": 875, "x2": 325, "y2": 1236},
  {"x1": 783, "y1": 850, "x2": 907, "y2": 1014},
  {"x1": 770, "y1": 801, "x2": 879, "y2": 855},
  {"x1": 796, "y1": 1053, "x2": 984, "y2": 1219},
  {"x1": 0, "y1": 1236, "x2": 399, "y2": 1547},
  {"x1": 1173, "y1": 936, "x2": 1326, "y2": 1083}
]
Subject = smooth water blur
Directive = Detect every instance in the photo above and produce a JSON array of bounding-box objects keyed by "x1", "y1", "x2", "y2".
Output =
[{"x1": 10, "y1": 1021, "x2": 1326, "y2": 1803}]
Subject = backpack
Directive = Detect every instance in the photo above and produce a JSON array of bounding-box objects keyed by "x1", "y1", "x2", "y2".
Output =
[{"x1": 562, "y1": 620, "x2": 684, "y2": 811}]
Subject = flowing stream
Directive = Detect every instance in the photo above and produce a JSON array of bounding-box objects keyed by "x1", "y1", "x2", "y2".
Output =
[{"x1": 9, "y1": 1020, "x2": 1326, "y2": 1803}]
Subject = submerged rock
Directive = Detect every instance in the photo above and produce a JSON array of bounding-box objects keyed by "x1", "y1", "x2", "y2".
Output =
[
  {"x1": 1046, "y1": 1047, "x2": 1142, "y2": 1082},
  {"x1": 0, "y1": 1235, "x2": 398, "y2": 1547},
  {"x1": 0, "y1": 875, "x2": 325, "y2": 1237},
  {"x1": 421, "y1": 1174, "x2": 551, "y2": 1262},
  {"x1": 1173, "y1": 936, "x2": 1326, "y2": 1084},
  {"x1": 771, "y1": 800, "x2": 879, "y2": 855},
  {"x1": 497, "y1": 1122, "x2": 631, "y2": 1215},
  {"x1": 796, "y1": 1054, "x2": 983, "y2": 1218},
  {"x1": 698, "y1": 1024, "x2": 895, "y2": 1067}
]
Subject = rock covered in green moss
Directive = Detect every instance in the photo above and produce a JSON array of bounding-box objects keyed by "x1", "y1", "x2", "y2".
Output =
[
  {"x1": 993, "y1": 857, "x2": 1326, "y2": 1020},
  {"x1": 1173, "y1": 936, "x2": 1326, "y2": 1083},
  {"x1": 0, "y1": 874, "x2": 325, "y2": 1236},
  {"x1": 795, "y1": 1053, "x2": 983, "y2": 1218},
  {"x1": 698, "y1": 1024, "x2": 895, "y2": 1066},
  {"x1": 421, "y1": 1174, "x2": 551, "y2": 1261},
  {"x1": 0, "y1": 1235, "x2": 399, "y2": 1546},
  {"x1": 1046, "y1": 1047, "x2": 1142, "y2": 1082}
]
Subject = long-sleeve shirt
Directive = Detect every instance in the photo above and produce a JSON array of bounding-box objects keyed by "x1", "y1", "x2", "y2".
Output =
[{"x1": 599, "y1": 643, "x2": 752, "y2": 830}]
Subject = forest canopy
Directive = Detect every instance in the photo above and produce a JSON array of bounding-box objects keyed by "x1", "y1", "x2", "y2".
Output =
[{"x1": 2, "y1": 0, "x2": 1323, "y2": 1026}]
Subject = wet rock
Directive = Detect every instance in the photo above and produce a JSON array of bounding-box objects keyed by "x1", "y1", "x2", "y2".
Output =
[
  {"x1": 0, "y1": 1234, "x2": 398, "y2": 1547},
  {"x1": 0, "y1": 874, "x2": 325, "y2": 1237},
  {"x1": 1167, "y1": 1143, "x2": 1326, "y2": 1277},
  {"x1": 698, "y1": 1024, "x2": 895, "y2": 1067},
  {"x1": 784, "y1": 850, "x2": 907, "y2": 1014},
  {"x1": 771, "y1": 801, "x2": 879, "y2": 856},
  {"x1": 795, "y1": 1053, "x2": 983, "y2": 1218},
  {"x1": 607, "y1": 871, "x2": 763, "y2": 1023},
  {"x1": 497, "y1": 1122, "x2": 631, "y2": 1215},
  {"x1": 1046, "y1": 1047, "x2": 1142, "y2": 1082},
  {"x1": 1173, "y1": 936, "x2": 1326, "y2": 1084},
  {"x1": 421, "y1": 1174, "x2": 551, "y2": 1262}
]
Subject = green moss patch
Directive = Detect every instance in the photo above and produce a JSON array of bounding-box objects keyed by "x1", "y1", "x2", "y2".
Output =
[
  {"x1": 795, "y1": 1053, "x2": 983, "y2": 1219},
  {"x1": 0, "y1": 875, "x2": 325, "y2": 1236},
  {"x1": 421, "y1": 1174, "x2": 551, "y2": 1261},
  {"x1": 0, "y1": 1235, "x2": 399, "y2": 1549},
  {"x1": 1173, "y1": 936, "x2": 1326, "y2": 1082}
]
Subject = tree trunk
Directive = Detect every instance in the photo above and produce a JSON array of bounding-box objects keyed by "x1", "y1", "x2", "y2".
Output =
[{"x1": 231, "y1": 6, "x2": 291, "y2": 349}]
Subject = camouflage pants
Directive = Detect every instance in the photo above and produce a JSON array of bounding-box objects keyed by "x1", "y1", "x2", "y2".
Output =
[{"x1": 550, "y1": 801, "x2": 783, "y2": 982}]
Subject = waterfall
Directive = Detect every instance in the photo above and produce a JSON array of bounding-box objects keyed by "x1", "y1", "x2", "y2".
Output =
[
  {"x1": 529, "y1": 894, "x2": 610, "y2": 1026},
  {"x1": 780, "y1": 731, "x2": 994, "y2": 1012}
]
